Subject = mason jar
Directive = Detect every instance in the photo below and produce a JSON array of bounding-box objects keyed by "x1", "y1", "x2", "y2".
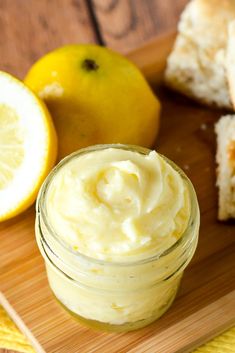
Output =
[{"x1": 35, "y1": 144, "x2": 200, "y2": 332}]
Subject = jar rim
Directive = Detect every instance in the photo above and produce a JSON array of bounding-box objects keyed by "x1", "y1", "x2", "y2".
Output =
[{"x1": 36, "y1": 143, "x2": 200, "y2": 267}]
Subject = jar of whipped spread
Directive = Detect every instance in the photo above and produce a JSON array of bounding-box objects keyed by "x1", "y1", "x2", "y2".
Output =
[{"x1": 36, "y1": 144, "x2": 200, "y2": 332}]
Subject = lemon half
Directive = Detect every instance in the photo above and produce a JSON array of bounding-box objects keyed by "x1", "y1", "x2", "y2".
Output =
[{"x1": 0, "y1": 71, "x2": 57, "y2": 221}]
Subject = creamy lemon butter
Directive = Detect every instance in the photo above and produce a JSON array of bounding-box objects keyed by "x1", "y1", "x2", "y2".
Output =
[{"x1": 36, "y1": 144, "x2": 199, "y2": 331}]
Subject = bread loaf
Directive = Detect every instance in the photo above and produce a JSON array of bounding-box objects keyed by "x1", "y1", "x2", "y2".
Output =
[
  {"x1": 165, "y1": 0, "x2": 235, "y2": 109},
  {"x1": 215, "y1": 115, "x2": 235, "y2": 220}
]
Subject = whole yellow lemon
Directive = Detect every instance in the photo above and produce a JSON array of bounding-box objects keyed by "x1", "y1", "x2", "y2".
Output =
[{"x1": 24, "y1": 44, "x2": 160, "y2": 159}]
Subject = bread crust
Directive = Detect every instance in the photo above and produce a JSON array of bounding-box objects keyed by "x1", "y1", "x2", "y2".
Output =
[
  {"x1": 215, "y1": 115, "x2": 235, "y2": 220},
  {"x1": 226, "y1": 21, "x2": 235, "y2": 110},
  {"x1": 165, "y1": 0, "x2": 235, "y2": 109}
]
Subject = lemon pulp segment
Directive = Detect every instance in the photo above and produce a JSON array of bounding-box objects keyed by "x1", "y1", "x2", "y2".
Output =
[{"x1": 0, "y1": 104, "x2": 24, "y2": 189}]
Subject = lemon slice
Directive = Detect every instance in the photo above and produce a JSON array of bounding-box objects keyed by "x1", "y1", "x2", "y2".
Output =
[{"x1": 0, "y1": 71, "x2": 57, "y2": 221}]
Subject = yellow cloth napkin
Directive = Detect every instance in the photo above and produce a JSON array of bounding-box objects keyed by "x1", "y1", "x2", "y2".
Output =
[
  {"x1": 0, "y1": 305, "x2": 234, "y2": 352},
  {"x1": 0, "y1": 305, "x2": 35, "y2": 353},
  {"x1": 195, "y1": 328, "x2": 235, "y2": 353}
]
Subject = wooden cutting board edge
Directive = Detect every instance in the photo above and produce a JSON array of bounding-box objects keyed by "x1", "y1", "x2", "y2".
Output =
[
  {"x1": 127, "y1": 30, "x2": 176, "y2": 83},
  {"x1": 0, "y1": 292, "x2": 45, "y2": 353},
  {"x1": 131, "y1": 290, "x2": 235, "y2": 353}
]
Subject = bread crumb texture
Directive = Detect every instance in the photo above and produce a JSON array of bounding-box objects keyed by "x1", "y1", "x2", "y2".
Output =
[
  {"x1": 215, "y1": 115, "x2": 235, "y2": 220},
  {"x1": 165, "y1": 0, "x2": 235, "y2": 108},
  {"x1": 226, "y1": 20, "x2": 235, "y2": 109}
]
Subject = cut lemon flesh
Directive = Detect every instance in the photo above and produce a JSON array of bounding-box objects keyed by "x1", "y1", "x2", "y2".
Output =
[
  {"x1": 0, "y1": 104, "x2": 24, "y2": 189},
  {"x1": 0, "y1": 71, "x2": 57, "y2": 221}
]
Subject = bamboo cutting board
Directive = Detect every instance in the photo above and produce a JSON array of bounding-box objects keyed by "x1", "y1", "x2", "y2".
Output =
[{"x1": 1, "y1": 32, "x2": 235, "y2": 353}]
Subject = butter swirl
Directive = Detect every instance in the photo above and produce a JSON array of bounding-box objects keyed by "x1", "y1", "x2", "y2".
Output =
[{"x1": 46, "y1": 148, "x2": 190, "y2": 261}]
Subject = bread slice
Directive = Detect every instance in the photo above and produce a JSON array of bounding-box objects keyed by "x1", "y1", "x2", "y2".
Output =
[
  {"x1": 226, "y1": 21, "x2": 235, "y2": 109},
  {"x1": 165, "y1": 0, "x2": 235, "y2": 109},
  {"x1": 215, "y1": 115, "x2": 235, "y2": 220}
]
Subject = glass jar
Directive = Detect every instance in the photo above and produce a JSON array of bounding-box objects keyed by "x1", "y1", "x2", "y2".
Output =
[{"x1": 35, "y1": 144, "x2": 200, "y2": 332}]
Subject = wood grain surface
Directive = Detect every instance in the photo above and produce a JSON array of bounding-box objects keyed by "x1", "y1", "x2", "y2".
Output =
[
  {"x1": 92, "y1": 0, "x2": 188, "y2": 52},
  {"x1": 0, "y1": 0, "x2": 188, "y2": 77},
  {"x1": 0, "y1": 293, "x2": 45, "y2": 352},
  {"x1": 0, "y1": 0, "x2": 97, "y2": 78},
  {"x1": 1, "y1": 31, "x2": 235, "y2": 352}
]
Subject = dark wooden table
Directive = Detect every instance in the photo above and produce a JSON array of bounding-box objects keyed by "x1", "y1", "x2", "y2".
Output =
[{"x1": 0, "y1": 0, "x2": 187, "y2": 78}]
